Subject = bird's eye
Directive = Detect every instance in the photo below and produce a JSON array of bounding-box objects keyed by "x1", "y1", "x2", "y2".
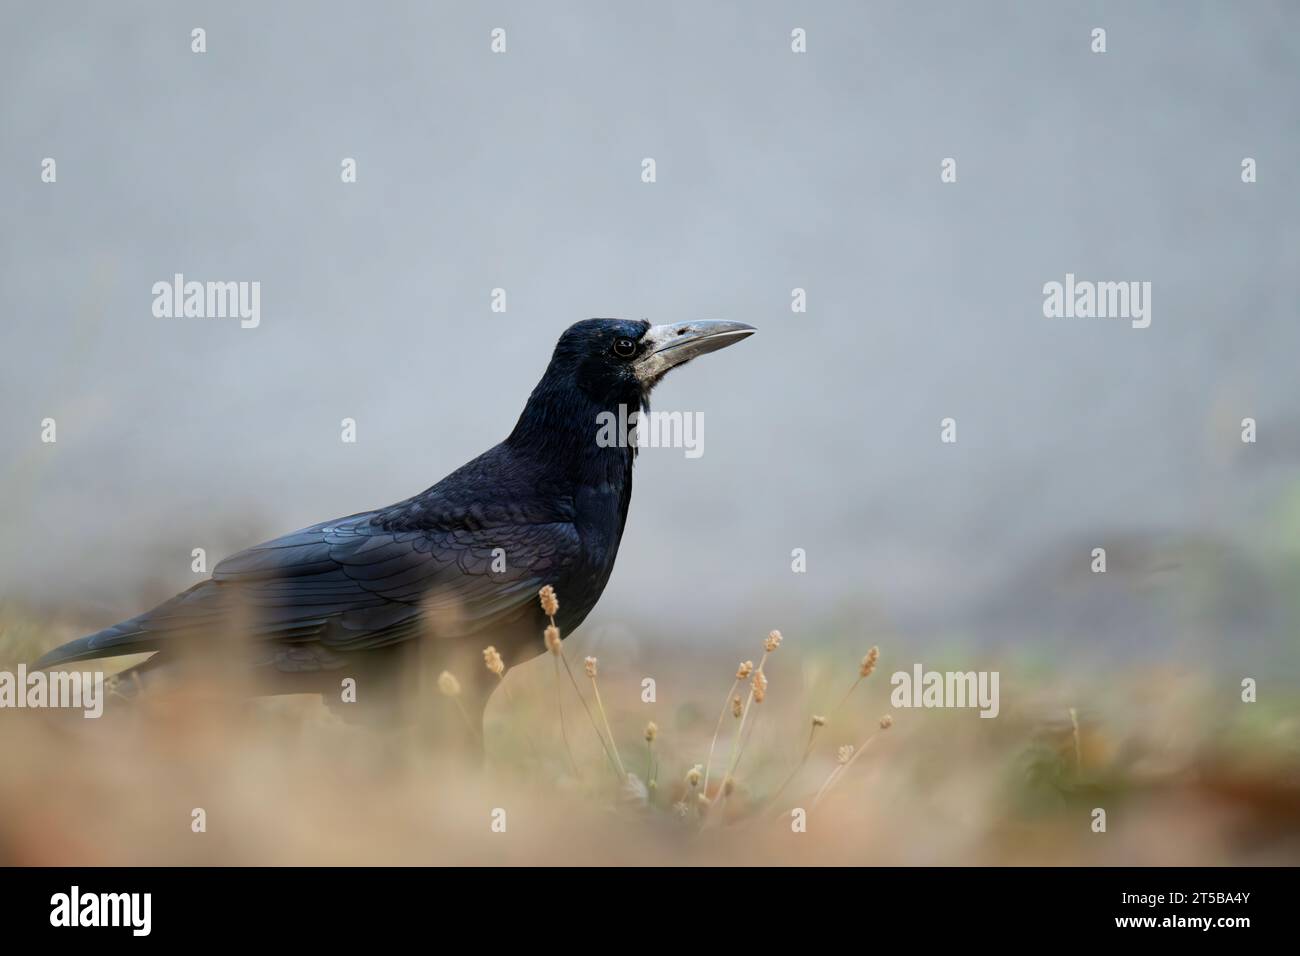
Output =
[{"x1": 612, "y1": 338, "x2": 637, "y2": 359}]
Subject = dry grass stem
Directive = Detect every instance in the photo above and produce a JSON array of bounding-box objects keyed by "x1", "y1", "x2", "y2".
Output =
[
  {"x1": 585, "y1": 656, "x2": 627, "y2": 778},
  {"x1": 1069, "y1": 706, "x2": 1082, "y2": 774},
  {"x1": 436, "y1": 670, "x2": 482, "y2": 744},
  {"x1": 812, "y1": 714, "x2": 894, "y2": 807},
  {"x1": 763, "y1": 714, "x2": 827, "y2": 815},
  {"x1": 539, "y1": 587, "x2": 621, "y2": 779},
  {"x1": 644, "y1": 721, "x2": 658, "y2": 790},
  {"x1": 829, "y1": 645, "x2": 880, "y2": 720},
  {"x1": 550, "y1": 654, "x2": 579, "y2": 776},
  {"x1": 714, "y1": 633, "x2": 783, "y2": 812},
  {"x1": 701, "y1": 671, "x2": 743, "y2": 795},
  {"x1": 483, "y1": 645, "x2": 538, "y2": 760}
]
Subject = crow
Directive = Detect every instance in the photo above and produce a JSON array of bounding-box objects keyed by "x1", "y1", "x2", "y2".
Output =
[{"x1": 33, "y1": 318, "x2": 754, "y2": 727}]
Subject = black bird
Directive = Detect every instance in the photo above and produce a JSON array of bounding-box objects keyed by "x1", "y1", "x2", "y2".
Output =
[{"x1": 34, "y1": 318, "x2": 754, "y2": 725}]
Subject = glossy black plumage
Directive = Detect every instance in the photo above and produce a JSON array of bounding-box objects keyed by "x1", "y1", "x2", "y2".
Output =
[{"x1": 33, "y1": 318, "x2": 753, "y2": 724}]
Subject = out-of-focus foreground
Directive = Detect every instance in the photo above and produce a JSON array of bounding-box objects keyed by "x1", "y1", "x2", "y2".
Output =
[{"x1": 1, "y1": 611, "x2": 1297, "y2": 866}]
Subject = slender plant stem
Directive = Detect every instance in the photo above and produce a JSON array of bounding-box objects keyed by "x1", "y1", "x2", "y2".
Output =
[
  {"x1": 589, "y1": 676, "x2": 626, "y2": 777},
  {"x1": 1069, "y1": 707, "x2": 1082, "y2": 774},
  {"x1": 830, "y1": 676, "x2": 863, "y2": 721},
  {"x1": 721, "y1": 651, "x2": 769, "y2": 783},
  {"x1": 708, "y1": 652, "x2": 772, "y2": 822},
  {"x1": 452, "y1": 697, "x2": 482, "y2": 744},
  {"x1": 763, "y1": 722, "x2": 822, "y2": 815},
  {"x1": 731, "y1": 695, "x2": 764, "y2": 779},
  {"x1": 499, "y1": 679, "x2": 539, "y2": 762},
  {"x1": 812, "y1": 732, "x2": 880, "y2": 807},
  {"x1": 702, "y1": 678, "x2": 740, "y2": 795},
  {"x1": 552, "y1": 656, "x2": 580, "y2": 776},
  {"x1": 547, "y1": 611, "x2": 621, "y2": 778},
  {"x1": 787, "y1": 661, "x2": 877, "y2": 814},
  {"x1": 557, "y1": 653, "x2": 621, "y2": 778},
  {"x1": 811, "y1": 765, "x2": 845, "y2": 806}
]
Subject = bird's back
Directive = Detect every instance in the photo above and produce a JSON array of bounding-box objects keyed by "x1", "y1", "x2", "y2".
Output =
[{"x1": 34, "y1": 440, "x2": 631, "y2": 704}]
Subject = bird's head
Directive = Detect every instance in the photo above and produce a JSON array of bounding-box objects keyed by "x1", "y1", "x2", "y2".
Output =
[
  {"x1": 546, "y1": 318, "x2": 756, "y2": 409},
  {"x1": 508, "y1": 317, "x2": 755, "y2": 461}
]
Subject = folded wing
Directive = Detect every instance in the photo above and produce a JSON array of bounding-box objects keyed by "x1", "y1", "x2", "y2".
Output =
[{"x1": 34, "y1": 509, "x2": 581, "y2": 668}]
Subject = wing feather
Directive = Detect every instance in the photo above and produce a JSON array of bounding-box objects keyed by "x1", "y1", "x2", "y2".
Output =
[{"x1": 35, "y1": 507, "x2": 581, "y2": 668}]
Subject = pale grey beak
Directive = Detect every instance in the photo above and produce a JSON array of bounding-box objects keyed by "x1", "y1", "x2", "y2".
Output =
[{"x1": 633, "y1": 320, "x2": 756, "y2": 385}]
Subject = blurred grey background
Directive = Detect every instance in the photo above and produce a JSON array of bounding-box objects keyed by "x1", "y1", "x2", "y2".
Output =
[{"x1": 2, "y1": 1, "x2": 1298, "y2": 672}]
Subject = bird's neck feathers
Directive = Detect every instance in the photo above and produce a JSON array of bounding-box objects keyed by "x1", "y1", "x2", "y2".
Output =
[{"x1": 505, "y1": 375, "x2": 640, "y2": 487}]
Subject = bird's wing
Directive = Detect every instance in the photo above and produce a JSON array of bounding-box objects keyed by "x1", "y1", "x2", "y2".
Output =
[{"x1": 34, "y1": 510, "x2": 581, "y2": 667}]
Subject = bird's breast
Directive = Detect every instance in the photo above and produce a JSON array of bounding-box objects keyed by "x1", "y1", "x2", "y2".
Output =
[{"x1": 572, "y1": 482, "x2": 627, "y2": 572}]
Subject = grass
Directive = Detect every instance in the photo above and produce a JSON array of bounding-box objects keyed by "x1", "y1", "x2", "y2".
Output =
[{"x1": 1, "y1": 596, "x2": 1298, "y2": 866}]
